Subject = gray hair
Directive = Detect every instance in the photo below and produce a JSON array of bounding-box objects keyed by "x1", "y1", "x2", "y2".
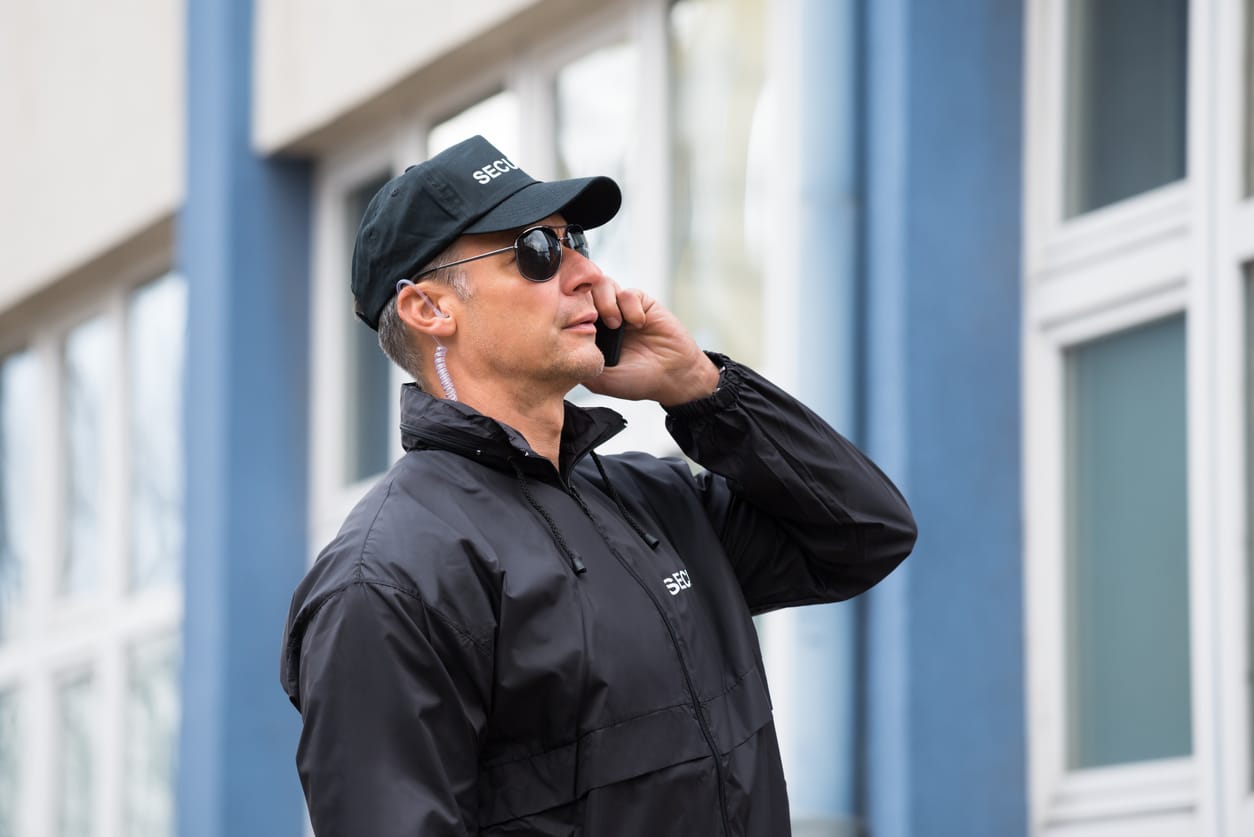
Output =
[{"x1": 377, "y1": 246, "x2": 471, "y2": 386}]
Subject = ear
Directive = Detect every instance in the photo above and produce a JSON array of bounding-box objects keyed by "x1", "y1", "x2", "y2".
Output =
[{"x1": 396, "y1": 281, "x2": 457, "y2": 339}]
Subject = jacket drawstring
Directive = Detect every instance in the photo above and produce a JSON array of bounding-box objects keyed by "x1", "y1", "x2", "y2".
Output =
[
  {"x1": 510, "y1": 459, "x2": 587, "y2": 574},
  {"x1": 591, "y1": 452, "x2": 661, "y2": 550}
]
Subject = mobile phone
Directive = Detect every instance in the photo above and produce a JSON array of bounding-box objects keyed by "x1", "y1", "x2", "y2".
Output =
[{"x1": 595, "y1": 318, "x2": 625, "y2": 367}]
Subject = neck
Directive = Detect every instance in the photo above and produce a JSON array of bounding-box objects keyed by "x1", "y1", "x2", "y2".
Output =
[{"x1": 425, "y1": 367, "x2": 570, "y2": 467}]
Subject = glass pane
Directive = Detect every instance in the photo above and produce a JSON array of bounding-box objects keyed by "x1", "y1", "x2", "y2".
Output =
[
  {"x1": 345, "y1": 174, "x2": 395, "y2": 484},
  {"x1": 1065, "y1": 315, "x2": 1191, "y2": 768},
  {"x1": 1064, "y1": 0, "x2": 1188, "y2": 216},
  {"x1": 556, "y1": 42, "x2": 639, "y2": 287},
  {"x1": 0, "y1": 351, "x2": 36, "y2": 641},
  {"x1": 1247, "y1": 266, "x2": 1254, "y2": 782},
  {"x1": 669, "y1": 0, "x2": 768, "y2": 366},
  {"x1": 428, "y1": 90, "x2": 520, "y2": 160},
  {"x1": 0, "y1": 690, "x2": 18, "y2": 837},
  {"x1": 125, "y1": 635, "x2": 180, "y2": 837},
  {"x1": 129, "y1": 275, "x2": 187, "y2": 590},
  {"x1": 56, "y1": 675, "x2": 95, "y2": 837},
  {"x1": 64, "y1": 316, "x2": 110, "y2": 596}
]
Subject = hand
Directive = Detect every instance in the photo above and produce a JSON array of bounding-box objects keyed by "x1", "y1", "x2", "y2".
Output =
[{"x1": 583, "y1": 283, "x2": 720, "y2": 406}]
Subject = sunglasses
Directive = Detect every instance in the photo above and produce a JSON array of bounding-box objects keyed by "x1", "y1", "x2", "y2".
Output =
[{"x1": 412, "y1": 224, "x2": 589, "y2": 283}]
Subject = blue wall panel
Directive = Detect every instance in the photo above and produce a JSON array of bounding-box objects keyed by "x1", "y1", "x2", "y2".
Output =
[
  {"x1": 862, "y1": 1, "x2": 1026, "y2": 835},
  {"x1": 178, "y1": 0, "x2": 311, "y2": 834}
]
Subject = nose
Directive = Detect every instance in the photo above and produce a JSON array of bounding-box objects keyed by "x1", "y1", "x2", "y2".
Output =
[{"x1": 558, "y1": 244, "x2": 603, "y2": 296}]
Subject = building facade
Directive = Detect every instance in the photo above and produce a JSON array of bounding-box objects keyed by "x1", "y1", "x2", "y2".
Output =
[{"x1": 1, "y1": 0, "x2": 1250, "y2": 835}]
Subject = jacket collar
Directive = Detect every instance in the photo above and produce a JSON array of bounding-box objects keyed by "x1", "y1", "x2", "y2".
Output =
[{"x1": 397, "y1": 383, "x2": 626, "y2": 480}]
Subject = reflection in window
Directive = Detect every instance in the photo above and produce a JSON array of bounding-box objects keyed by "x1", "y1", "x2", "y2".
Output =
[
  {"x1": 1064, "y1": 0, "x2": 1188, "y2": 216},
  {"x1": 125, "y1": 636, "x2": 180, "y2": 837},
  {"x1": 669, "y1": 0, "x2": 768, "y2": 365},
  {"x1": 428, "y1": 90, "x2": 520, "y2": 160},
  {"x1": 1065, "y1": 315, "x2": 1191, "y2": 768},
  {"x1": 345, "y1": 175, "x2": 395, "y2": 484},
  {"x1": 0, "y1": 690, "x2": 17, "y2": 837},
  {"x1": 556, "y1": 42, "x2": 639, "y2": 286},
  {"x1": 56, "y1": 675, "x2": 95, "y2": 837},
  {"x1": 0, "y1": 351, "x2": 36, "y2": 640},
  {"x1": 64, "y1": 316, "x2": 110, "y2": 596},
  {"x1": 129, "y1": 275, "x2": 187, "y2": 591}
]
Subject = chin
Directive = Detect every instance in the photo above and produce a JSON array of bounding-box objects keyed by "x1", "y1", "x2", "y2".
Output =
[{"x1": 561, "y1": 347, "x2": 606, "y2": 384}]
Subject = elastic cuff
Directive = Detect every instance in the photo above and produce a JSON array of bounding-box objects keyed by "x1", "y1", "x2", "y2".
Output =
[{"x1": 663, "y1": 352, "x2": 743, "y2": 419}]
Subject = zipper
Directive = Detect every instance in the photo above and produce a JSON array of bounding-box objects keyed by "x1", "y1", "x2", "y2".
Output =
[{"x1": 563, "y1": 481, "x2": 733, "y2": 837}]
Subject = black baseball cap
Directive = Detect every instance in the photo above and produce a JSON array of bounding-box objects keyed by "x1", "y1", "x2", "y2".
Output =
[{"x1": 351, "y1": 135, "x2": 622, "y2": 329}]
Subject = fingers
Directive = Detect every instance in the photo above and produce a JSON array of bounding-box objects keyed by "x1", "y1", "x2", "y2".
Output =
[
  {"x1": 590, "y1": 277, "x2": 622, "y2": 327},
  {"x1": 590, "y1": 279, "x2": 653, "y2": 330},
  {"x1": 615, "y1": 288, "x2": 649, "y2": 328}
]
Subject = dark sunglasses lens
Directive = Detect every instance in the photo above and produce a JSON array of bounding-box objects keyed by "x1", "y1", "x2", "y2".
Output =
[
  {"x1": 516, "y1": 228, "x2": 562, "y2": 281},
  {"x1": 567, "y1": 226, "x2": 589, "y2": 257}
]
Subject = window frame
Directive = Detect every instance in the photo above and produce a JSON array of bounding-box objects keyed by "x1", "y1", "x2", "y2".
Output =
[
  {"x1": 1024, "y1": 0, "x2": 1254, "y2": 834},
  {"x1": 0, "y1": 233, "x2": 183, "y2": 837}
]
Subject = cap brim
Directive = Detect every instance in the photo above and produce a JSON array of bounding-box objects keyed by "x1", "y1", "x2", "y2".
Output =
[{"x1": 464, "y1": 176, "x2": 621, "y2": 234}]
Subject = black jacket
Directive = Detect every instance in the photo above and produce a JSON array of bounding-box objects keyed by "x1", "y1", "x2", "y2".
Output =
[{"x1": 280, "y1": 356, "x2": 916, "y2": 836}]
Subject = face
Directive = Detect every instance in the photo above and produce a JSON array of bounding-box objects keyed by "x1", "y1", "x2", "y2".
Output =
[{"x1": 450, "y1": 214, "x2": 608, "y2": 397}]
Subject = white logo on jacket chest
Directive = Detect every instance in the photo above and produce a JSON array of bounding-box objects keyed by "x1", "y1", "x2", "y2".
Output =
[{"x1": 663, "y1": 570, "x2": 692, "y2": 596}]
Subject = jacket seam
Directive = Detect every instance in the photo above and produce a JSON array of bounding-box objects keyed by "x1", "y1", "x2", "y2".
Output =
[
  {"x1": 481, "y1": 661, "x2": 762, "y2": 771},
  {"x1": 351, "y1": 477, "x2": 493, "y2": 653}
]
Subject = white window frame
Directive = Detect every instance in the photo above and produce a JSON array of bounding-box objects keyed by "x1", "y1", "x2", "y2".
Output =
[
  {"x1": 0, "y1": 230, "x2": 183, "y2": 837},
  {"x1": 1024, "y1": 1, "x2": 1254, "y2": 834}
]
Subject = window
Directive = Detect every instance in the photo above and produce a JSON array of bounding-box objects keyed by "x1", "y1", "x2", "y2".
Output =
[
  {"x1": 56, "y1": 673, "x2": 95, "y2": 837},
  {"x1": 669, "y1": 0, "x2": 769, "y2": 364},
  {"x1": 1027, "y1": 0, "x2": 1254, "y2": 833},
  {"x1": 1065, "y1": 315, "x2": 1190, "y2": 769},
  {"x1": 429, "y1": 90, "x2": 520, "y2": 160},
  {"x1": 0, "y1": 350, "x2": 35, "y2": 642},
  {"x1": 0, "y1": 266, "x2": 185, "y2": 837},
  {"x1": 124, "y1": 635, "x2": 180, "y2": 836},
  {"x1": 556, "y1": 42, "x2": 639, "y2": 289},
  {"x1": 0, "y1": 689, "x2": 17, "y2": 837},
  {"x1": 1248, "y1": 266, "x2": 1254, "y2": 788},
  {"x1": 344, "y1": 174, "x2": 394, "y2": 485},
  {"x1": 1064, "y1": 0, "x2": 1188, "y2": 216},
  {"x1": 129, "y1": 276, "x2": 186, "y2": 591},
  {"x1": 63, "y1": 314, "x2": 109, "y2": 598}
]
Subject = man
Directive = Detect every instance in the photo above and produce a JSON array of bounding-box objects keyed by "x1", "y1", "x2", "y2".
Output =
[{"x1": 280, "y1": 135, "x2": 916, "y2": 836}]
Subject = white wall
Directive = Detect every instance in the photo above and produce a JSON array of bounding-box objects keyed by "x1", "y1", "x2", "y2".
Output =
[
  {"x1": 254, "y1": 0, "x2": 546, "y2": 153},
  {"x1": 0, "y1": 0, "x2": 184, "y2": 313}
]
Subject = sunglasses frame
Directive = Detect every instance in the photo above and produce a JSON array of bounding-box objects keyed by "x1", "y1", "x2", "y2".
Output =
[{"x1": 410, "y1": 224, "x2": 588, "y2": 283}]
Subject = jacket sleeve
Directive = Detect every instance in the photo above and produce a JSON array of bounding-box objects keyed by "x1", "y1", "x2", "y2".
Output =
[
  {"x1": 664, "y1": 354, "x2": 917, "y2": 613},
  {"x1": 289, "y1": 579, "x2": 490, "y2": 836}
]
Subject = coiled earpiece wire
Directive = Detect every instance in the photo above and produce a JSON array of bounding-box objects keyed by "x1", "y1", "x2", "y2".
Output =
[{"x1": 396, "y1": 279, "x2": 458, "y2": 402}]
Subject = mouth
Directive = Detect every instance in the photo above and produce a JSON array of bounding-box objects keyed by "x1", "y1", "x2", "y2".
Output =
[{"x1": 565, "y1": 312, "x2": 598, "y2": 332}]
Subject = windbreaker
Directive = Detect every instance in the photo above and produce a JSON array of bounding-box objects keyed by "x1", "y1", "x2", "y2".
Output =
[{"x1": 280, "y1": 355, "x2": 917, "y2": 837}]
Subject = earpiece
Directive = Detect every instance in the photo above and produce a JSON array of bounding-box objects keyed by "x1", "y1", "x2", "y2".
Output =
[
  {"x1": 395, "y1": 278, "x2": 458, "y2": 402},
  {"x1": 417, "y1": 289, "x2": 448, "y2": 319},
  {"x1": 396, "y1": 279, "x2": 448, "y2": 318}
]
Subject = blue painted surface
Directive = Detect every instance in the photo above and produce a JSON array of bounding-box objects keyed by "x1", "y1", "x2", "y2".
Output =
[
  {"x1": 787, "y1": 0, "x2": 861, "y2": 825},
  {"x1": 177, "y1": 0, "x2": 311, "y2": 835},
  {"x1": 862, "y1": 1, "x2": 1026, "y2": 835}
]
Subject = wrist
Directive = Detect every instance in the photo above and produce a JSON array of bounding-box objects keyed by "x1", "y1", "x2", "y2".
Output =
[{"x1": 658, "y1": 355, "x2": 721, "y2": 407}]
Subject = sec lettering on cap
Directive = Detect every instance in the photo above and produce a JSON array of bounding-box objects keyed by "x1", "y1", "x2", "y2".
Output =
[{"x1": 472, "y1": 158, "x2": 520, "y2": 185}]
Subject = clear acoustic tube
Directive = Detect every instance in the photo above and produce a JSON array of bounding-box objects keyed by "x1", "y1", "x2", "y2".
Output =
[
  {"x1": 395, "y1": 279, "x2": 458, "y2": 401},
  {"x1": 432, "y1": 343, "x2": 458, "y2": 402}
]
